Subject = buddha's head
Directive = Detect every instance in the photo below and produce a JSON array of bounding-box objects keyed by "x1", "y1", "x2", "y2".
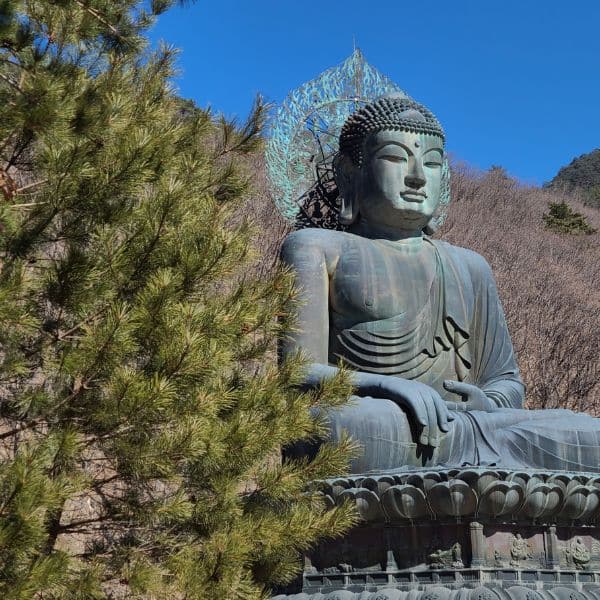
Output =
[{"x1": 335, "y1": 95, "x2": 445, "y2": 233}]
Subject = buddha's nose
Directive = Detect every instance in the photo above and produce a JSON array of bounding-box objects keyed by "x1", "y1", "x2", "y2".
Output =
[{"x1": 405, "y1": 159, "x2": 426, "y2": 190}]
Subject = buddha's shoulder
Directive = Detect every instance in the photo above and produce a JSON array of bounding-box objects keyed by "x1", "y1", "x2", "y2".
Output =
[
  {"x1": 280, "y1": 228, "x2": 360, "y2": 259},
  {"x1": 431, "y1": 239, "x2": 495, "y2": 278}
]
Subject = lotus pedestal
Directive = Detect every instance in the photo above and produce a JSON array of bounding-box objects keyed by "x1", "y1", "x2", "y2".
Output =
[{"x1": 273, "y1": 468, "x2": 600, "y2": 600}]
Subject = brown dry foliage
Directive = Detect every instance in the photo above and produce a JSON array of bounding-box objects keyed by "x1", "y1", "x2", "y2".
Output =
[
  {"x1": 241, "y1": 152, "x2": 291, "y2": 279},
  {"x1": 246, "y1": 159, "x2": 600, "y2": 413},
  {"x1": 442, "y1": 164, "x2": 599, "y2": 412}
]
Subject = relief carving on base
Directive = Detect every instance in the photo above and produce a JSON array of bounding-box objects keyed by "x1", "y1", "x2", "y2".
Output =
[
  {"x1": 509, "y1": 533, "x2": 533, "y2": 568},
  {"x1": 564, "y1": 537, "x2": 591, "y2": 570},
  {"x1": 428, "y1": 542, "x2": 464, "y2": 569}
]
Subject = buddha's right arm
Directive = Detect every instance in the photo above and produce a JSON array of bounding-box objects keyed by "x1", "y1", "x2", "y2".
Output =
[
  {"x1": 279, "y1": 230, "x2": 335, "y2": 364},
  {"x1": 301, "y1": 362, "x2": 392, "y2": 396}
]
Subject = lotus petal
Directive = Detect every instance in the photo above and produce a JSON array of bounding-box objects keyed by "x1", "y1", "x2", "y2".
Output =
[
  {"x1": 375, "y1": 475, "x2": 396, "y2": 494},
  {"x1": 506, "y1": 471, "x2": 531, "y2": 489},
  {"x1": 505, "y1": 587, "x2": 543, "y2": 600},
  {"x1": 428, "y1": 479, "x2": 478, "y2": 517},
  {"x1": 478, "y1": 481, "x2": 524, "y2": 517},
  {"x1": 359, "y1": 477, "x2": 379, "y2": 491},
  {"x1": 405, "y1": 473, "x2": 426, "y2": 490},
  {"x1": 469, "y1": 586, "x2": 501, "y2": 600},
  {"x1": 520, "y1": 483, "x2": 563, "y2": 519},
  {"x1": 329, "y1": 477, "x2": 352, "y2": 499},
  {"x1": 381, "y1": 484, "x2": 428, "y2": 520},
  {"x1": 561, "y1": 485, "x2": 600, "y2": 520},
  {"x1": 339, "y1": 488, "x2": 383, "y2": 522},
  {"x1": 586, "y1": 476, "x2": 600, "y2": 490},
  {"x1": 422, "y1": 471, "x2": 444, "y2": 492},
  {"x1": 458, "y1": 469, "x2": 501, "y2": 497},
  {"x1": 322, "y1": 493, "x2": 335, "y2": 510}
]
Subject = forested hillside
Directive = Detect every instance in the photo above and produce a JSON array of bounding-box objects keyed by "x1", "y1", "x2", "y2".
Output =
[
  {"x1": 249, "y1": 161, "x2": 600, "y2": 413},
  {"x1": 548, "y1": 148, "x2": 600, "y2": 208}
]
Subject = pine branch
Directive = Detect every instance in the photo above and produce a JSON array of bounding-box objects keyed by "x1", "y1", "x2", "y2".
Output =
[
  {"x1": 0, "y1": 71, "x2": 23, "y2": 93},
  {"x1": 42, "y1": 505, "x2": 65, "y2": 555},
  {"x1": 56, "y1": 309, "x2": 107, "y2": 342},
  {"x1": 10, "y1": 201, "x2": 48, "y2": 208},
  {"x1": 0, "y1": 419, "x2": 43, "y2": 441},
  {"x1": 73, "y1": 1, "x2": 122, "y2": 39},
  {"x1": 16, "y1": 180, "x2": 48, "y2": 194},
  {"x1": 56, "y1": 514, "x2": 114, "y2": 533}
]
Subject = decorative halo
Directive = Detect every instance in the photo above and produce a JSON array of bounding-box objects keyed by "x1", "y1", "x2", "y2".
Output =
[{"x1": 265, "y1": 49, "x2": 451, "y2": 230}]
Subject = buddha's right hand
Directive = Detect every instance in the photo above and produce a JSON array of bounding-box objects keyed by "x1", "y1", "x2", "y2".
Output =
[{"x1": 373, "y1": 376, "x2": 454, "y2": 448}]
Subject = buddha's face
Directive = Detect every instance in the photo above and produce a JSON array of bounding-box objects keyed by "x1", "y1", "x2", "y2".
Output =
[{"x1": 357, "y1": 129, "x2": 444, "y2": 232}]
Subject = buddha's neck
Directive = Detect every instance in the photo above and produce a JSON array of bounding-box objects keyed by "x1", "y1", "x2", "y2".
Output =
[{"x1": 349, "y1": 220, "x2": 425, "y2": 246}]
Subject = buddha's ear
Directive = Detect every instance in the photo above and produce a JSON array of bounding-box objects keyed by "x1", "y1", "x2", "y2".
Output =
[{"x1": 333, "y1": 153, "x2": 360, "y2": 225}]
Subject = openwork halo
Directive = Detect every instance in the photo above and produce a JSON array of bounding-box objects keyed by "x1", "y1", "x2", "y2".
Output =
[{"x1": 265, "y1": 49, "x2": 451, "y2": 231}]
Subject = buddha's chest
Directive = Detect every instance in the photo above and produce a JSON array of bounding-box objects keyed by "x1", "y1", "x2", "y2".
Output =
[{"x1": 329, "y1": 240, "x2": 437, "y2": 326}]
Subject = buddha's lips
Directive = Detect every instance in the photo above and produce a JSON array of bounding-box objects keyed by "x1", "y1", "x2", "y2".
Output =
[{"x1": 401, "y1": 191, "x2": 427, "y2": 202}]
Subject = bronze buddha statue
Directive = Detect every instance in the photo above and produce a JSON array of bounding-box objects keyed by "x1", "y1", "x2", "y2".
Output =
[{"x1": 280, "y1": 96, "x2": 600, "y2": 474}]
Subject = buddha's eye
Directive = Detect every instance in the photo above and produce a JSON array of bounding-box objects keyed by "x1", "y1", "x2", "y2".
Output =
[
  {"x1": 424, "y1": 150, "x2": 443, "y2": 168},
  {"x1": 379, "y1": 155, "x2": 407, "y2": 163}
]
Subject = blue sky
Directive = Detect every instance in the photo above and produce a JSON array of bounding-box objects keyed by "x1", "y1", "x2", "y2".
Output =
[{"x1": 149, "y1": 0, "x2": 600, "y2": 185}]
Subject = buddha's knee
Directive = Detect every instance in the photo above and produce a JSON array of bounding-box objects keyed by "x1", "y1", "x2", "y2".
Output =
[
  {"x1": 283, "y1": 396, "x2": 418, "y2": 472},
  {"x1": 325, "y1": 396, "x2": 409, "y2": 441},
  {"x1": 327, "y1": 396, "x2": 417, "y2": 472}
]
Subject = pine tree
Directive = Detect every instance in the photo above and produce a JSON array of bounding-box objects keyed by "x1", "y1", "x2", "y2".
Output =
[
  {"x1": 0, "y1": 2, "x2": 357, "y2": 598},
  {"x1": 542, "y1": 201, "x2": 597, "y2": 235}
]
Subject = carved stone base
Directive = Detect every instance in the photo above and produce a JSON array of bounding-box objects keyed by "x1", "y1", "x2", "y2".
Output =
[{"x1": 272, "y1": 469, "x2": 600, "y2": 599}]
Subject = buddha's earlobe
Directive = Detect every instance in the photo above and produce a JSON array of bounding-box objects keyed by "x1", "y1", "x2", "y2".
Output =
[
  {"x1": 339, "y1": 189, "x2": 359, "y2": 225},
  {"x1": 334, "y1": 153, "x2": 360, "y2": 225}
]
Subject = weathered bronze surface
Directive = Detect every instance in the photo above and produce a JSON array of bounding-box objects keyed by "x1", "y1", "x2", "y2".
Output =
[
  {"x1": 317, "y1": 469, "x2": 600, "y2": 525},
  {"x1": 280, "y1": 96, "x2": 600, "y2": 474},
  {"x1": 273, "y1": 516, "x2": 600, "y2": 599}
]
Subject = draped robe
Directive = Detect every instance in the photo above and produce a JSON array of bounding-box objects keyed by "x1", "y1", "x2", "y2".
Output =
[{"x1": 324, "y1": 237, "x2": 600, "y2": 473}]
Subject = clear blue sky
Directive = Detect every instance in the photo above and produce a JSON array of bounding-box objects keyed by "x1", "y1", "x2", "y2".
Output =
[{"x1": 149, "y1": 0, "x2": 600, "y2": 185}]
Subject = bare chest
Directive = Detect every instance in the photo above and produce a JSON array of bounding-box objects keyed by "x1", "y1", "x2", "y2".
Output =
[{"x1": 329, "y1": 240, "x2": 437, "y2": 327}]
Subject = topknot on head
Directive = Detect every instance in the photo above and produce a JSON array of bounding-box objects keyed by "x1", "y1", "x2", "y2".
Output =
[{"x1": 339, "y1": 96, "x2": 445, "y2": 166}]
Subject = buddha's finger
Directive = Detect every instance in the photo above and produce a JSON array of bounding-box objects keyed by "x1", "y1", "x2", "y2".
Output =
[
  {"x1": 445, "y1": 401, "x2": 464, "y2": 412},
  {"x1": 443, "y1": 380, "x2": 474, "y2": 400},
  {"x1": 433, "y1": 394, "x2": 451, "y2": 432},
  {"x1": 429, "y1": 426, "x2": 441, "y2": 448},
  {"x1": 421, "y1": 391, "x2": 439, "y2": 447},
  {"x1": 400, "y1": 392, "x2": 428, "y2": 430},
  {"x1": 406, "y1": 393, "x2": 430, "y2": 446},
  {"x1": 419, "y1": 423, "x2": 430, "y2": 446}
]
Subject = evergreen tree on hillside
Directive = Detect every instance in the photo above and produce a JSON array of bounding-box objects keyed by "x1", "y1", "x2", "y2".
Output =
[
  {"x1": 0, "y1": 2, "x2": 356, "y2": 598},
  {"x1": 542, "y1": 201, "x2": 597, "y2": 235}
]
